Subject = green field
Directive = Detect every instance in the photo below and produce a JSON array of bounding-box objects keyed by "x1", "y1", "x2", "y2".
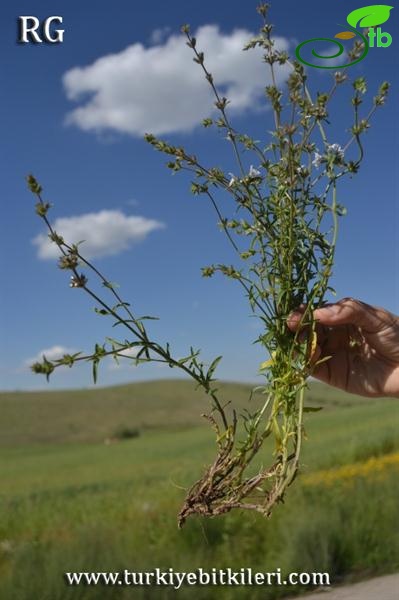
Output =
[{"x1": 1, "y1": 379, "x2": 399, "y2": 599}]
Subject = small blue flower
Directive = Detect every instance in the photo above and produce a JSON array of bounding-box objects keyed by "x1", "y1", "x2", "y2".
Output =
[
  {"x1": 249, "y1": 165, "x2": 261, "y2": 178},
  {"x1": 228, "y1": 173, "x2": 237, "y2": 187},
  {"x1": 312, "y1": 152, "x2": 323, "y2": 168},
  {"x1": 327, "y1": 143, "x2": 345, "y2": 162}
]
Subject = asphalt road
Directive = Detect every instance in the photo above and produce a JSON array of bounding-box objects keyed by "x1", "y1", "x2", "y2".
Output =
[{"x1": 289, "y1": 573, "x2": 399, "y2": 599}]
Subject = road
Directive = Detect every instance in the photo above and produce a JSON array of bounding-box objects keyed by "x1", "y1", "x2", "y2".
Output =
[{"x1": 287, "y1": 573, "x2": 399, "y2": 599}]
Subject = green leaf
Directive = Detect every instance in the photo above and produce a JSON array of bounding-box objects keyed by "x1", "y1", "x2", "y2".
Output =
[
  {"x1": 92, "y1": 360, "x2": 98, "y2": 384},
  {"x1": 103, "y1": 280, "x2": 120, "y2": 289},
  {"x1": 347, "y1": 5, "x2": 393, "y2": 28},
  {"x1": 272, "y1": 418, "x2": 283, "y2": 452},
  {"x1": 136, "y1": 315, "x2": 160, "y2": 321},
  {"x1": 314, "y1": 354, "x2": 333, "y2": 366},
  {"x1": 111, "y1": 302, "x2": 131, "y2": 311},
  {"x1": 207, "y1": 355, "x2": 223, "y2": 380},
  {"x1": 136, "y1": 320, "x2": 145, "y2": 334}
]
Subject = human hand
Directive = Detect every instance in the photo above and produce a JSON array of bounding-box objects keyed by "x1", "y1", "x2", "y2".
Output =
[{"x1": 287, "y1": 297, "x2": 399, "y2": 398}]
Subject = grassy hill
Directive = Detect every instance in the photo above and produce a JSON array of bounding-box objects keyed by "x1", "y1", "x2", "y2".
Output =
[{"x1": 0, "y1": 378, "x2": 385, "y2": 446}]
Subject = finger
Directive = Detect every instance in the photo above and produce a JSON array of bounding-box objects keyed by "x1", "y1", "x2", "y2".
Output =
[
  {"x1": 313, "y1": 297, "x2": 392, "y2": 334},
  {"x1": 287, "y1": 309, "x2": 342, "y2": 349},
  {"x1": 287, "y1": 311, "x2": 333, "y2": 356},
  {"x1": 286, "y1": 305, "x2": 308, "y2": 332}
]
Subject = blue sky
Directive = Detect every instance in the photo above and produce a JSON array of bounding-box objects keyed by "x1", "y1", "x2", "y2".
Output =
[{"x1": 1, "y1": 0, "x2": 398, "y2": 390}]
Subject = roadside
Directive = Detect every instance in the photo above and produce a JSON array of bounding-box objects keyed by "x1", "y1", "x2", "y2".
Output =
[{"x1": 288, "y1": 573, "x2": 399, "y2": 599}]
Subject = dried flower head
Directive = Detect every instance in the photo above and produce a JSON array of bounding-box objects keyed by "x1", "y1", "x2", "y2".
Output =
[{"x1": 69, "y1": 274, "x2": 88, "y2": 288}]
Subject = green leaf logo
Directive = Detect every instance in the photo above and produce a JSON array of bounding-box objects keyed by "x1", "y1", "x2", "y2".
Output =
[{"x1": 347, "y1": 5, "x2": 393, "y2": 28}]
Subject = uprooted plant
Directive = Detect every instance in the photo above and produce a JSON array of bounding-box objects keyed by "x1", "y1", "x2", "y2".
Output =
[{"x1": 28, "y1": 4, "x2": 389, "y2": 527}]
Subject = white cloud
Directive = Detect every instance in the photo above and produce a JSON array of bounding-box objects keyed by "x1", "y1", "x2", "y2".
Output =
[
  {"x1": 108, "y1": 346, "x2": 141, "y2": 370},
  {"x1": 312, "y1": 45, "x2": 348, "y2": 68},
  {"x1": 32, "y1": 209, "x2": 165, "y2": 260},
  {"x1": 149, "y1": 26, "x2": 172, "y2": 45},
  {"x1": 25, "y1": 345, "x2": 78, "y2": 367},
  {"x1": 63, "y1": 25, "x2": 291, "y2": 136}
]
